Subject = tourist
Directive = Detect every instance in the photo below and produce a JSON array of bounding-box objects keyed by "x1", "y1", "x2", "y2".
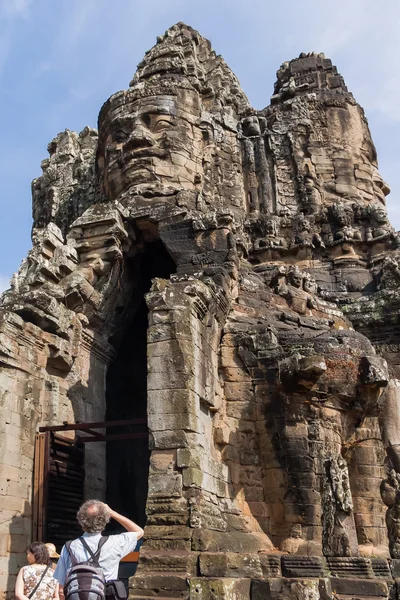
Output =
[
  {"x1": 15, "y1": 541, "x2": 58, "y2": 600},
  {"x1": 45, "y1": 544, "x2": 60, "y2": 569},
  {"x1": 53, "y1": 500, "x2": 143, "y2": 598}
]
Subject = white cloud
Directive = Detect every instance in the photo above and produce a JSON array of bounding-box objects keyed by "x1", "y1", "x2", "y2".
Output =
[{"x1": 0, "y1": 274, "x2": 11, "y2": 293}]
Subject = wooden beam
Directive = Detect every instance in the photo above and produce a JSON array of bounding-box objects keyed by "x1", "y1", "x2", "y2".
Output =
[
  {"x1": 43, "y1": 431, "x2": 50, "y2": 542},
  {"x1": 84, "y1": 428, "x2": 105, "y2": 439},
  {"x1": 34, "y1": 431, "x2": 50, "y2": 542},
  {"x1": 39, "y1": 418, "x2": 147, "y2": 433},
  {"x1": 32, "y1": 433, "x2": 41, "y2": 540}
]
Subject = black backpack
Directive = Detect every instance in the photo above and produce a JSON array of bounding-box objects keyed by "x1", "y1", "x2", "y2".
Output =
[{"x1": 64, "y1": 536, "x2": 109, "y2": 600}]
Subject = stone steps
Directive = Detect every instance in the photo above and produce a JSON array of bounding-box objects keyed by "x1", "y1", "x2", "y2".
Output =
[{"x1": 129, "y1": 555, "x2": 396, "y2": 599}]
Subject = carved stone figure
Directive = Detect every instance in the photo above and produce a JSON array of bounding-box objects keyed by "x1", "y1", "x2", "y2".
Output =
[
  {"x1": 292, "y1": 213, "x2": 324, "y2": 250},
  {"x1": 1, "y1": 23, "x2": 400, "y2": 600},
  {"x1": 328, "y1": 202, "x2": 362, "y2": 244},
  {"x1": 366, "y1": 202, "x2": 393, "y2": 241},
  {"x1": 274, "y1": 266, "x2": 317, "y2": 314},
  {"x1": 303, "y1": 173, "x2": 323, "y2": 214}
]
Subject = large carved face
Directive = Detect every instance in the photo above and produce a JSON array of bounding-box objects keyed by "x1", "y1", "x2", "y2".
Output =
[
  {"x1": 99, "y1": 89, "x2": 204, "y2": 200},
  {"x1": 98, "y1": 85, "x2": 246, "y2": 218}
]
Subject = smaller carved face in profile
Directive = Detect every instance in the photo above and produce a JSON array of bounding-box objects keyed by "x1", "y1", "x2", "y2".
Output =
[{"x1": 372, "y1": 171, "x2": 390, "y2": 204}]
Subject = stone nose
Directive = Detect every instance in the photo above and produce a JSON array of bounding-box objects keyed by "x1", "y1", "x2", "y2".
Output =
[{"x1": 124, "y1": 126, "x2": 155, "y2": 151}]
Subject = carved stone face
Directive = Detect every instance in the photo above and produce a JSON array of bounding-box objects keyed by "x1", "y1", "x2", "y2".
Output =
[
  {"x1": 100, "y1": 90, "x2": 204, "y2": 200},
  {"x1": 303, "y1": 275, "x2": 317, "y2": 294},
  {"x1": 370, "y1": 203, "x2": 389, "y2": 225},
  {"x1": 331, "y1": 203, "x2": 351, "y2": 227},
  {"x1": 99, "y1": 86, "x2": 245, "y2": 216},
  {"x1": 288, "y1": 268, "x2": 303, "y2": 289}
]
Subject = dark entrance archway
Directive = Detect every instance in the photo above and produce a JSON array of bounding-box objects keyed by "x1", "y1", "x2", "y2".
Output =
[{"x1": 105, "y1": 238, "x2": 176, "y2": 528}]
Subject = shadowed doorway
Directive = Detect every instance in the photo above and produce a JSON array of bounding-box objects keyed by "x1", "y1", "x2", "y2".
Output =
[{"x1": 105, "y1": 238, "x2": 176, "y2": 528}]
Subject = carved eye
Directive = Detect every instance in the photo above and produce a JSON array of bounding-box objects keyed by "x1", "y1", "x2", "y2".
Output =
[
  {"x1": 153, "y1": 118, "x2": 173, "y2": 133},
  {"x1": 141, "y1": 114, "x2": 151, "y2": 128}
]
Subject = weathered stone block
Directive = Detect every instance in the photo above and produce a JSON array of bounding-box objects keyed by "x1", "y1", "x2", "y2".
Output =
[
  {"x1": 149, "y1": 411, "x2": 202, "y2": 434},
  {"x1": 148, "y1": 473, "x2": 183, "y2": 498},
  {"x1": 147, "y1": 369, "x2": 193, "y2": 391},
  {"x1": 192, "y1": 530, "x2": 272, "y2": 553},
  {"x1": 183, "y1": 467, "x2": 204, "y2": 488},
  {"x1": 250, "y1": 578, "x2": 282, "y2": 600},
  {"x1": 147, "y1": 389, "x2": 198, "y2": 415},
  {"x1": 190, "y1": 578, "x2": 250, "y2": 600},
  {"x1": 144, "y1": 525, "x2": 192, "y2": 541},
  {"x1": 150, "y1": 450, "x2": 177, "y2": 473},
  {"x1": 177, "y1": 448, "x2": 202, "y2": 469},
  {"x1": 251, "y1": 578, "x2": 332, "y2": 600},
  {"x1": 130, "y1": 573, "x2": 189, "y2": 595},
  {"x1": 224, "y1": 382, "x2": 254, "y2": 402},
  {"x1": 259, "y1": 555, "x2": 281, "y2": 577},
  {"x1": 151, "y1": 430, "x2": 189, "y2": 449},
  {"x1": 281, "y1": 555, "x2": 327, "y2": 578},
  {"x1": 330, "y1": 578, "x2": 388, "y2": 596},
  {"x1": 199, "y1": 552, "x2": 263, "y2": 578},
  {"x1": 137, "y1": 550, "x2": 198, "y2": 574}
]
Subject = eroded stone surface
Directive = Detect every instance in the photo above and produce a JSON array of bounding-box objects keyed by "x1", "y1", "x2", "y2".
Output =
[{"x1": 1, "y1": 22, "x2": 400, "y2": 600}]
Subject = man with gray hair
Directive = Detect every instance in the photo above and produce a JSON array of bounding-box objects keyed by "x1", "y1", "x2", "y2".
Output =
[{"x1": 54, "y1": 500, "x2": 144, "y2": 596}]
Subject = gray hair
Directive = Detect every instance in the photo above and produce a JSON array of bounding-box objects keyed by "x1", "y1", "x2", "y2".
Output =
[{"x1": 77, "y1": 500, "x2": 110, "y2": 533}]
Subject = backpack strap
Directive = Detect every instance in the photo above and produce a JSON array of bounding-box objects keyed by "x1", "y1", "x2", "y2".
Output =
[
  {"x1": 79, "y1": 536, "x2": 109, "y2": 565},
  {"x1": 65, "y1": 541, "x2": 78, "y2": 567},
  {"x1": 95, "y1": 536, "x2": 109, "y2": 560}
]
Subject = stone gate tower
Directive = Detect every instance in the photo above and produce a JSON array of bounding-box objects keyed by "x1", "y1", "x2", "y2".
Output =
[{"x1": 1, "y1": 22, "x2": 400, "y2": 600}]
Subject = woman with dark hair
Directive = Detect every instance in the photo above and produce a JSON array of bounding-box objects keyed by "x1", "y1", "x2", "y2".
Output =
[{"x1": 15, "y1": 541, "x2": 58, "y2": 600}]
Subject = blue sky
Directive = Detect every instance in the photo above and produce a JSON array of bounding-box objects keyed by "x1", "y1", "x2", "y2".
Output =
[{"x1": 0, "y1": 0, "x2": 399, "y2": 291}]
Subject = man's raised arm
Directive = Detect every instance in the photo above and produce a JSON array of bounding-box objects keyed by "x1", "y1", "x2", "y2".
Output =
[{"x1": 105, "y1": 504, "x2": 144, "y2": 539}]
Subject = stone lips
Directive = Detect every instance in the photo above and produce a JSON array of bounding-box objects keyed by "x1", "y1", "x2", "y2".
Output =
[{"x1": 1, "y1": 20, "x2": 400, "y2": 600}]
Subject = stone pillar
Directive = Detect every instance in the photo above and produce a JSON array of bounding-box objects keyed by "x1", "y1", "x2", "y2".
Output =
[
  {"x1": 348, "y1": 422, "x2": 388, "y2": 556},
  {"x1": 131, "y1": 277, "x2": 272, "y2": 599}
]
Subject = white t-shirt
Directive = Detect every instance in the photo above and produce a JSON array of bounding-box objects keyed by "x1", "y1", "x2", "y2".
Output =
[{"x1": 53, "y1": 531, "x2": 138, "y2": 585}]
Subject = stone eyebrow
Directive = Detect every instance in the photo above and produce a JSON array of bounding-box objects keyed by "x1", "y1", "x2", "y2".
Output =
[{"x1": 137, "y1": 107, "x2": 174, "y2": 116}]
